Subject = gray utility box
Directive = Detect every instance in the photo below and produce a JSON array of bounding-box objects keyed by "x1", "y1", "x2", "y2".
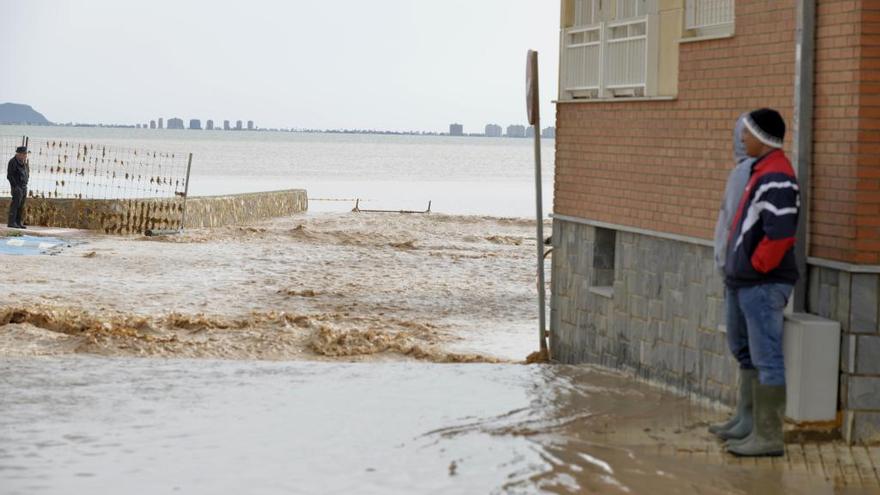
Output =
[{"x1": 784, "y1": 312, "x2": 841, "y2": 422}]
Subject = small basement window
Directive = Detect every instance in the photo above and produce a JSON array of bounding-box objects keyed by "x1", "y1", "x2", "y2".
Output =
[{"x1": 592, "y1": 227, "x2": 616, "y2": 289}]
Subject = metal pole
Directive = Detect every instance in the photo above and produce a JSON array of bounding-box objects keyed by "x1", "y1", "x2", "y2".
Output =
[
  {"x1": 792, "y1": 0, "x2": 815, "y2": 313},
  {"x1": 527, "y1": 50, "x2": 548, "y2": 354},
  {"x1": 534, "y1": 115, "x2": 547, "y2": 353},
  {"x1": 179, "y1": 153, "x2": 193, "y2": 232}
]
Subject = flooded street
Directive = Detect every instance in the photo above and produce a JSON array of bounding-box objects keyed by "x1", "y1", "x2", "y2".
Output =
[
  {"x1": 1, "y1": 213, "x2": 545, "y2": 362},
  {"x1": 2, "y1": 214, "x2": 878, "y2": 494},
  {"x1": 0, "y1": 357, "x2": 852, "y2": 495}
]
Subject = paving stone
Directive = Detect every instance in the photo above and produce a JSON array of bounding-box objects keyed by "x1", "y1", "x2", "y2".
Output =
[
  {"x1": 649, "y1": 299, "x2": 665, "y2": 321},
  {"x1": 820, "y1": 266, "x2": 839, "y2": 285},
  {"x1": 848, "y1": 376, "x2": 880, "y2": 410},
  {"x1": 818, "y1": 284, "x2": 835, "y2": 319},
  {"x1": 851, "y1": 413, "x2": 880, "y2": 447},
  {"x1": 683, "y1": 348, "x2": 699, "y2": 377},
  {"x1": 856, "y1": 335, "x2": 880, "y2": 375},
  {"x1": 851, "y1": 274, "x2": 879, "y2": 334}
]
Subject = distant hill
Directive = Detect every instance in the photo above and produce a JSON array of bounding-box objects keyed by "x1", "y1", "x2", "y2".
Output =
[{"x1": 0, "y1": 103, "x2": 51, "y2": 125}]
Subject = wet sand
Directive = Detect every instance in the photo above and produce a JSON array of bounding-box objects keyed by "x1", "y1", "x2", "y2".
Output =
[{"x1": 0, "y1": 213, "x2": 546, "y2": 362}]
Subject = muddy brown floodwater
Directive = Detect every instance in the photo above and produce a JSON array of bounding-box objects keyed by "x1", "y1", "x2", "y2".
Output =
[
  {"x1": 1, "y1": 213, "x2": 874, "y2": 494},
  {"x1": 1, "y1": 358, "x2": 863, "y2": 495},
  {"x1": 0, "y1": 213, "x2": 546, "y2": 362}
]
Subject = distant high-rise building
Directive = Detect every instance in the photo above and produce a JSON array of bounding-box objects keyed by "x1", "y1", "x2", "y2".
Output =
[
  {"x1": 526, "y1": 126, "x2": 536, "y2": 138},
  {"x1": 189, "y1": 119, "x2": 202, "y2": 130},
  {"x1": 206, "y1": 120, "x2": 214, "y2": 130},
  {"x1": 136, "y1": 124, "x2": 142, "y2": 129},
  {"x1": 449, "y1": 123, "x2": 464, "y2": 136},
  {"x1": 167, "y1": 118, "x2": 185, "y2": 129},
  {"x1": 542, "y1": 126, "x2": 556, "y2": 139},
  {"x1": 223, "y1": 120, "x2": 230, "y2": 131},
  {"x1": 484, "y1": 124, "x2": 502, "y2": 137},
  {"x1": 506, "y1": 125, "x2": 526, "y2": 138},
  {"x1": 158, "y1": 117, "x2": 164, "y2": 129},
  {"x1": 149, "y1": 120, "x2": 156, "y2": 129},
  {"x1": 247, "y1": 120, "x2": 254, "y2": 131},
  {"x1": 235, "y1": 120, "x2": 243, "y2": 130}
]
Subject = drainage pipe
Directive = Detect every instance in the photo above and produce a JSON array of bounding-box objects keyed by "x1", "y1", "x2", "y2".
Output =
[{"x1": 792, "y1": 0, "x2": 816, "y2": 313}]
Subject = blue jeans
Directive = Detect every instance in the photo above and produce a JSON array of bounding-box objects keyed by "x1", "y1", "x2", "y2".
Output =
[{"x1": 725, "y1": 283, "x2": 793, "y2": 386}]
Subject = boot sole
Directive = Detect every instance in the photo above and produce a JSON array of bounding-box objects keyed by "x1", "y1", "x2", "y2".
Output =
[
  {"x1": 728, "y1": 449, "x2": 784, "y2": 458},
  {"x1": 717, "y1": 432, "x2": 749, "y2": 441}
]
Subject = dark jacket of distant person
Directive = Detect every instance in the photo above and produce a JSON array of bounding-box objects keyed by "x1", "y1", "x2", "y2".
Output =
[{"x1": 7, "y1": 155, "x2": 28, "y2": 188}]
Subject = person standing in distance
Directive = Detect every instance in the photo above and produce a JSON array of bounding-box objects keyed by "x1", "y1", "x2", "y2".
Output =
[{"x1": 7, "y1": 145, "x2": 29, "y2": 229}]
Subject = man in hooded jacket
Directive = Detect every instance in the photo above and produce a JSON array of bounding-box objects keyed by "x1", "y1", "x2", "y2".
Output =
[
  {"x1": 708, "y1": 114, "x2": 757, "y2": 443},
  {"x1": 716, "y1": 108, "x2": 800, "y2": 458},
  {"x1": 7, "y1": 146, "x2": 29, "y2": 229}
]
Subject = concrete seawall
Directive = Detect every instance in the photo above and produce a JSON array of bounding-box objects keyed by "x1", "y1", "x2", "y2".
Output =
[
  {"x1": 0, "y1": 189, "x2": 308, "y2": 234},
  {"x1": 182, "y1": 190, "x2": 308, "y2": 229}
]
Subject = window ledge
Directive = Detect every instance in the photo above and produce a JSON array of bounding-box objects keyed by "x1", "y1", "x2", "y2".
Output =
[
  {"x1": 679, "y1": 32, "x2": 734, "y2": 44},
  {"x1": 554, "y1": 96, "x2": 676, "y2": 105},
  {"x1": 589, "y1": 286, "x2": 614, "y2": 299}
]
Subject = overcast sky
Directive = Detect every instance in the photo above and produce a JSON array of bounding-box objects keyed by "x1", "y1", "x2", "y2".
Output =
[{"x1": 1, "y1": 0, "x2": 560, "y2": 133}]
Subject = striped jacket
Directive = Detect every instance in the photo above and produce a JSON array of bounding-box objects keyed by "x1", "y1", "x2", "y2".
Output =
[{"x1": 724, "y1": 149, "x2": 800, "y2": 288}]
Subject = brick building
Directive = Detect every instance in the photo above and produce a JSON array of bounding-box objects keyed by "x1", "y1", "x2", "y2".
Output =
[{"x1": 550, "y1": 0, "x2": 880, "y2": 444}]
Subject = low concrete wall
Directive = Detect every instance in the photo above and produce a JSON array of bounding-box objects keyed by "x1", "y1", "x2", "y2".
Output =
[
  {"x1": 0, "y1": 189, "x2": 307, "y2": 234},
  {"x1": 182, "y1": 190, "x2": 308, "y2": 229}
]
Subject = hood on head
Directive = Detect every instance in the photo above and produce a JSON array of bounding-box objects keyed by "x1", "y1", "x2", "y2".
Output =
[{"x1": 734, "y1": 112, "x2": 751, "y2": 164}]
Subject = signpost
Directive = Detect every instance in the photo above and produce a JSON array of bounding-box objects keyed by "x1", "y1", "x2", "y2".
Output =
[{"x1": 526, "y1": 50, "x2": 549, "y2": 357}]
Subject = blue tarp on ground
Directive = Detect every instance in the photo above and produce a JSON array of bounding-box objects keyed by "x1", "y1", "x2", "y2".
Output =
[{"x1": 0, "y1": 236, "x2": 68, "y2": 256}]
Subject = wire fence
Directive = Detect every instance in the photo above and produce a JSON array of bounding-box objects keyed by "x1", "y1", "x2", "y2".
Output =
[
  {"x1": 1, "y1": 135, "x2": 193, "y2": 233},
  {"x1": 1, "y1": 135, "x2": 191, "y2": 200}
]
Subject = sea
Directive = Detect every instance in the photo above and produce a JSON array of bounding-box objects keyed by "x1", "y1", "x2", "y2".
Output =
[{"x1": 0, "y1": 125, "x2": 555, "y2": 218}]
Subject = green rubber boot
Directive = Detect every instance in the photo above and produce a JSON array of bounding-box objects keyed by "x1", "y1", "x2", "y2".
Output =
[
  {"x1": 727, "y1": 384, "x2": 786, "y2": 457},
  {"x1": 709, "y1": 369, "x2": 757, "y2": 440}
]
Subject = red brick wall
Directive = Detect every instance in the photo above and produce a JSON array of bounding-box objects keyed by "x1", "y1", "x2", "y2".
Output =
[
  {"x1": 555, "y1": 0, "x2": 876, "y2": 264},
  {"x1": 812, "y1": 0, "x2": 862, "y2": 262},
  {"x1": 856, "y1": 0, "x2": 880, "y2": 264}
]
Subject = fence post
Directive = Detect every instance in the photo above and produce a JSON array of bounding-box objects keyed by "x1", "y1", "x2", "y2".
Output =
[{"x1": 179, "y1": 153, "x2": 193, "y2": 232}]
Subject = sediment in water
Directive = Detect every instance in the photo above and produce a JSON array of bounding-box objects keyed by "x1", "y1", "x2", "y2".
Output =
[{"x1": 0, "y1": 304, "x2": 502, "y2": 363}]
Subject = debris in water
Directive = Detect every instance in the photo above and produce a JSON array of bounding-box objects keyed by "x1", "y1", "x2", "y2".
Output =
[{"x1": 525, "y1": 349, "x2": 550, "y2": 364}]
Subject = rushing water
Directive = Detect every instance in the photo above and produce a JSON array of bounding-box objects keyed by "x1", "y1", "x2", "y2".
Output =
[{"x1": 0, "y1": 125, "x2": 555, "y2": 218}]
